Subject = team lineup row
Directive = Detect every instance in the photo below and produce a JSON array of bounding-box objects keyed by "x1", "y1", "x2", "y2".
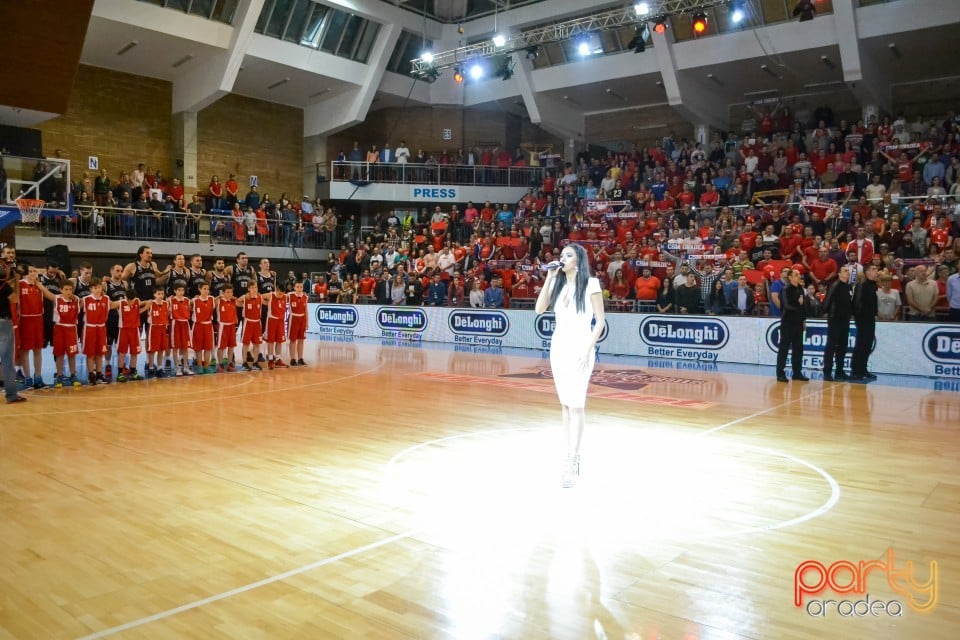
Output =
[{"x1": 12, "y1": 248, "x2": 309, "y2": 390}]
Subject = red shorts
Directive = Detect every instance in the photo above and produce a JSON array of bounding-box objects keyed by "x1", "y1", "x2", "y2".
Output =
[
  {"x1": 19, "y1": 315, "x2": 43, "y2": 351},
  {"x1": 288, "y1": 314, "x2": 306, "y2": 341},
  {"x1": 118, "y1": 327, "x2": 142, "y2": 355},
  {"x1": 147, "y1": 324, "x2": 169, "y2": 353},
  {"x1": 265, "y1": 316, "x2": 285, "y2": 344},
  {"x1": 192, "y1": 322, "x2": 214, "y2": 351},
  {"x1": 170, "y1": 319, "x2": 191, "y2": 349},
  {"x1": 82, "y1": 324, "x2": 107, "y2": 358},
  {"x1": 240, "y1": 319, "x2": 262, "y2": 345},
  {"x1": 217, "y1": 323, "x2": 237, "y2": 350},
  {"x1": 53, "y1": 324, "x2": 79, "y2": 357}
]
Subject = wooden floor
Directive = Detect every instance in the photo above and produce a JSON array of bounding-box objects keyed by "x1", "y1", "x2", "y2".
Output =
[{"x1": 2, "y1": 339, "x2": 958, "y2": 640}]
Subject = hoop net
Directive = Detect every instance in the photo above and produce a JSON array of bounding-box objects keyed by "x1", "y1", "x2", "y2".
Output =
[{"x1": 15, "y1": 198, "x2": 45, "y2": 224}]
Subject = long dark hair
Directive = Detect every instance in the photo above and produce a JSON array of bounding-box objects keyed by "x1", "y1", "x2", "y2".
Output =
[{"x1": 549, "y1": 243, "x2": 591, "y2": 314}]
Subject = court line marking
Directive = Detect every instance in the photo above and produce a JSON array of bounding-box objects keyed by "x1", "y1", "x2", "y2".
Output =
[{"x1": 74, "y1": 528, "x2": 420, "y2": 640}]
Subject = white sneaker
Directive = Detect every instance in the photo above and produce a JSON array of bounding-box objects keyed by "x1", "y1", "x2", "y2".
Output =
[{"x1": 175, "y1": 367, "x2": 184, "y2": 377}]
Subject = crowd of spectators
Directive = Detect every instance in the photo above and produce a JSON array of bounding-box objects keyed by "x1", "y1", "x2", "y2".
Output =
[{"x1": 314, "y1": 108, "x2": 960, "y2": 320}]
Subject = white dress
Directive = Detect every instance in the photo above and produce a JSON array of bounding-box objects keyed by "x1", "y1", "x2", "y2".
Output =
[{"x1": 549, "y1": 277, "x2": 602, "y2": 409}]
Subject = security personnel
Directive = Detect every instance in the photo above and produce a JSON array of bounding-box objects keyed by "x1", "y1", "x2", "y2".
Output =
[
  {"x1": 776, "y1": 268, "x2": 809, "y2": 382},
  {"x1": 821, "y1": 265, "x2": 854, "y2": 381},
  {"x1": 851, "y1": 263, "x2": 879, "y2": 380}
]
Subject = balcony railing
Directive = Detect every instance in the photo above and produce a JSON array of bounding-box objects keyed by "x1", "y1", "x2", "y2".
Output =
[{"x1": 324, "y1": 161, "x2": 547, "y2": 189}]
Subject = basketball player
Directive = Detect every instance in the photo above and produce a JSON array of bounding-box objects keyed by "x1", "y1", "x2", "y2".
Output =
[
  {"x1": 206, "y1": 257, "x2": 230, "y2": 297},
  {"x1": 82, "y1": 277, "x2": 110, "y2": 385},
  {"x1": 122, "y1": 246, "x2": 172, "y2": 305},
  {"x1": 192, "y1": 282, "x2": 216, "y2": 374},
  {"x1": 168, "y1": 284, "x2": 193, "y2": 376},
  {"x1": 103, "y1": 264, "x2": 127, "y2": 381},
  {"x1": 215, "y1": 283, "x2": 238, "y2": 372},
  {"x1": 237, "y1": 281, "x2": 263, "y2": 371},
  {"x1": 111, "y1": 288, "x2": 149, "y2": 382},
  {"x1": 255, "y1": 258, "x2": 276, "y2": 362},
  {"x1": 34, "y1": 277, "x2": 81, "y2": 387},
  {"x1": 263, "y1": 288, "x2": 288, "y2": 369},
  {"x1": 145, "y1": 288, "x2": 170, "y2": 378},
  {"x1": 225, "y1": 252, "x2": 255, "y2": 363},
  {"x1": 288, "y1": 281, "x2": 308, "y2": 366},
  {"x1": 187, "y1": 254, "x2": 207, "y2": 298},
  {"x1": 39, "y1": 262, "x2": 63, "y2": 349}
]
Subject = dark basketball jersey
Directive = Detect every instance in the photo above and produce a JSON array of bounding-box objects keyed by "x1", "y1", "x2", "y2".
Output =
[
  {"x1": 165, "y1": 268, "x2": 190, "y2": 296},
  {"x1": 188, "y1": 268, "x2": 207, "y2": 298},
  {"x1": 209, "y1": 272, "x2": 229, "y2": 298},
  {"x1": 106, "y1": 279, "x2": 126, "y2": 323},
  {"x1": 256, "y1": 271, "x2": 276, "y2": 294},
  {"x1": 131, "y1": 262, "x2": 157, "y2": 300},
  {"x1": 231, "y1": 263, "x2": 254, "y2": 295}
]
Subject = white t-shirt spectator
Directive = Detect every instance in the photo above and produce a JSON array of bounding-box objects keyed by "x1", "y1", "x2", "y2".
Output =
[{"x1": 396, "y1": 145, "x2": 410, "y2": 164}]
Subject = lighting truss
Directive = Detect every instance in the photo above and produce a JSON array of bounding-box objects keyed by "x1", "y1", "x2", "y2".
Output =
[{"x1": 411, "y1": 0, "x2": 732, "y2": 75}]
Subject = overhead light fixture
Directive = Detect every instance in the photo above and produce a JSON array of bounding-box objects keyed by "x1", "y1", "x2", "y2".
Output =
[
  {"x1": 525, "y1": 45, "x2": 540, "y2": 61},
  {"x1": 707, "y1": 73, "x2": 723, "y2": 85},
  {"x1": 888, "y1": 42, "x2": 901, "y2": 59},
  {"x1": 577, "y1": 40, "x2": 591, "y2": 57},
  {"x1": 171, "y1": 53, "x2": 194, "y2": 68},
  {"x1": 634, "y1": 2, "x2": 650, "y2": 16},
  {"x1": 652, "y1": 17, "x2": 668, "y2": 35},
  {"x1": 470, "y1": 62, "x2": 484, "y2": 80},
  {"x1": 627, "y1": 26, "x2": 648, "y2": 54},
  {"x1": 267, "y1": 77, "x2": 290, "y2": 90},
  {"x1": 691, "y1": 11, "x2": 708, "y2": 35},
  {"x1": 420, "y1": 51, "x2": 434, "y2": 65},
  {"x1": 492, "y1": 34, "x2": 506, "y2": 47},
  {"x1": 453, "y1": 65, "x2": 464, "y2": 84},
  {"x1": 820, "y1": 55, "x2": 835, "y2": 69},
  {"x1": 309, "y1": 88, "x2": 331, "y2": 98},
  {"x1": 730, "y1": 1, "x2": 746, "y2": 24},
  {"x1": 760, "y1": 64, "x2": 778, "y2": 78},
  {"x1": 605, "y1": 87, "x2": 627, "y2": 102},
  {"x1": 115, "y1": 41, "x2": 138, "y2": 56}
]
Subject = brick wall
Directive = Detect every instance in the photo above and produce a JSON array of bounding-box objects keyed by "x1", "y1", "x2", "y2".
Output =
[
  {"x1": 37, "y1": 65, "x2": 173, "y2": 182},
  {"x1": 197, "y1": 94, "x2": 303, "y2": 201},
  {"x1": 329, "y1": 106, "x2": 562, "y2": 161}
]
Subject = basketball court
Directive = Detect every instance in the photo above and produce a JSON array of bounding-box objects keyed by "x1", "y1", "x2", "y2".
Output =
[{"x1": 2, "y1": 338, "x2": 957, "y2": 639}]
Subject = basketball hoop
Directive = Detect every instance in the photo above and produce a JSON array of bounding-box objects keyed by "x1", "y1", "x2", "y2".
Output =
[{"x1": 15, "y1": 198, "x2": 45, "y2": 224}]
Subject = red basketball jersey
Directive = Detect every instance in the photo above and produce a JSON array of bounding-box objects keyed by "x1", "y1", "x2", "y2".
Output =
[
  {"x1": 289, "y1": 292, "x2": 307, "y2": 316},
  {"x1": 243, "y1": 294, "x2": 261, "y2": 322},
  {"x1": 18, "y1": 280, "x2": 44, "y2": 316},
  {"x1": 83, "y1": 295, "x2": 109, "y2": 325},
  {"x1": 118, "y1": 299, "x2": 142, "y2": 329},
  {"x1": 54, "y1": 296, "x2": 80, "y2": 325},
  {"x1": 192, "y1": 296, "x2": 215, "y2": 323},
  {"x1": 170, "y1": 296, "x2": 191, "y2": 322},
  {"x1": 149, "y1": 300, "x2": 169, "y2": 327},
  {"x1": 268, "y1": 291, "x2": 287, "y2": 319},
  {"x1": 217, "y1": 298, "x2": 238, "y2": 324}
]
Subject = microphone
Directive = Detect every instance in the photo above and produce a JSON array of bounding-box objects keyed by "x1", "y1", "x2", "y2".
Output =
[{"x1": 541, "y1": 261, "x2": 562, "y2": 271}]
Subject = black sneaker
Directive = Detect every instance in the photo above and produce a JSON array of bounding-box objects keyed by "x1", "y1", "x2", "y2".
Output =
[
  {"x1": 297, "y1": 359, "x2": 306, "y2": 366},
  {"x1": 241, "y1": 363, "x2": 253, "y2": 372},
  {"x1": 97, "y1": 373, "x2": 110, "y2": 385},
  {"x1": 257, "y1": 353, "x2": 266, "y2": 363}
]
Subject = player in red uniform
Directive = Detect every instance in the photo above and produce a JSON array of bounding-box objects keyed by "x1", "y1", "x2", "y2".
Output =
[
  {"x1": 168, "y1": 284, "x2": 193, "y2": 376},
  {"x1": 263, "y1": 288, "x2": 288, "y2": 369},
  {"x1": 237, "y1": 281, "x2": 263, "y2": 371},
  {"x1": 82, "y1": 278, "x2": 111, "y2": 385},
  {"x1": 192, "y1": 282, "x2": 216, "y2": 374},
  {"x1": 110, "y1": 288, "x2": 149, "y2": 382},
  {"x1": 18, "y1": 264, "x2": 47, "y2": 389},
  {"x1": 216, "y1": 284, "x2": 238, "y2": 372},
  {"x1": 287, "y1": 281, "x2": 308, "y2": 366},
  {"x1": 35, "y1": 278, "x2": 82, "y2": 387},
  {"x1": 146, "y1": 288, "x2": 170, "y2": 378}
]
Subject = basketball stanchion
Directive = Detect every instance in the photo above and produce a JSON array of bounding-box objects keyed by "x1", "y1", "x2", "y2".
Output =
[{"x1": 15, "y1": 198, "x2": 45, "y2": 225}]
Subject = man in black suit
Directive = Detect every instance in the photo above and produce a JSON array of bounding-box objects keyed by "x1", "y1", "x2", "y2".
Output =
[
  {"x1": 821, "y1": 265, "x2": 854, "y2": 381},
  {"x1": 727, "y1": 275, "x2": 756, "y2": 316},
  {"x1": 776, "y1": 268, "x2": 809, "y2": 382},
  {"x1": 374, "y1": 271, "x2": 393, "y2": 305},
  {"x1": 851, "y1": 263, "x2": 879, "y2": 380}
]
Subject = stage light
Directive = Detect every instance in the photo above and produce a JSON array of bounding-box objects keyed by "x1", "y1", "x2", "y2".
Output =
[
  {"x1": 493, "y1": 55, "x2": 515, "y2": 80},
  {"x1": 469, "y1": 62, "x2": 484, "y2": 80},
  {"x1": 691, "y1": 11, "x2": 708, "y2": 35},
  {"x1": 453, "y1": 66, "x2": 464, "y2": 84},
  {"x1": 525, "y1": 45, "x2": 540, "y2": 61},
  {"x1": 492, "y1": 34, "x2": 506, "y2": 47},
  {"x1": 577, "y1": 40, "x2": 591, "y2": 56},
  {"x1": 420, "y1": 51, "x2": 434, "y2": 64},
  {"x1": 627, "y1": 26, "x2": 648, "y2": 54},
  {"x1": 730, "y1": 2, "x2": 745, "y2": 24},
  {"x1": 634, "y1": 2, "x2": 650, "y2": 16},
  {"x1": 652, "y1": 17, "x2": 667, "y2": 35}
]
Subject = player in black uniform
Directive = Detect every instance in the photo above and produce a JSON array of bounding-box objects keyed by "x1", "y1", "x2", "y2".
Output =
[
  {"x1": 226, "y1": 252, "x2": 256, "y2": 362},
  {"x1": 103, "y1": 264, "x2": 128, "y2": 380},
  {"x1": 39, "y1": 262, "x2": 63, "y2": 348}
]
